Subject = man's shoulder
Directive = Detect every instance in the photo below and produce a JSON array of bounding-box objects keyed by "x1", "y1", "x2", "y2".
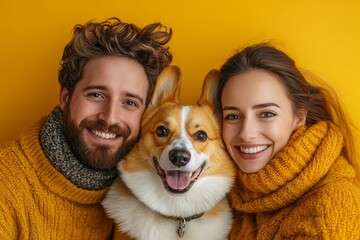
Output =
[
  {"x1": 0, "y1": 132, "x2": 39, "y2": 181},
  {"x1": 1, "y1": 119, "x2": 45, "y2": 157},
  {"x1": 0, "y1": 139, "x2": 22, "y2": 160},
  {"x1": 0, "y1": 138, "x2": 24, "y2": 171},
  {"x1": 0, "y1": 140, "x2": 31, "y2": 201}
]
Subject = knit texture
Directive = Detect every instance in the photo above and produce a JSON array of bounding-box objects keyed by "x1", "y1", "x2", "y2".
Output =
[
  {"x1": 229, "y1": 121, "x2": 360, "y2": 239},
  {"x1": 0, "y1": 119, "x2": 114, "y2": 239},
  {"x1": 40, "y1": 106, "x2": 118, "y2": 190}
]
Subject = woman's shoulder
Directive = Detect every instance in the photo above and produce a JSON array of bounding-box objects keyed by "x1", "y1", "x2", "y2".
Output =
[
  {"x1": 300, "y1": 177, "x2": 360, "y2": 215},
  {"x1": 278, "y1": 179, "x2": 360, "y2": 238}
]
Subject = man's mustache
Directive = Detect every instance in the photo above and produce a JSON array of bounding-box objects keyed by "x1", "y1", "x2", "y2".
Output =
[{"x1": 80, "y1": 119, "x2": 130, "y2": 138}]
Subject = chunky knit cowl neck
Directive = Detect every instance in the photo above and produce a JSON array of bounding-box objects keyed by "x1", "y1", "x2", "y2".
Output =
[
  {"x1": 229, "y1": 121, "x2": 346, "y2": 213},
  {"x1": 40, "y1": 106, "x2": 118, "y2": 190}
]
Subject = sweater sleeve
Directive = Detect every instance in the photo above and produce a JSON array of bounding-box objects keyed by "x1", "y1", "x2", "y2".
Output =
[
  {"x1": 0, "y1": 146, "x2": 20, "y2": 240},
  {"x1": 320, "y1": 183, "x2": 360, "y2": 239},
  {"x1": 277, "y1": 180, "x2": 360, "y2": 239},
  {"x1": 0, "y1": 197, "x2": 19, "y2": 240}
]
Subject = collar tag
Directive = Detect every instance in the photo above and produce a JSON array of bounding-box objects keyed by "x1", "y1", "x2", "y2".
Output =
[{"x1": 177, "y1": 218, "x2": 186, "y2": 238}]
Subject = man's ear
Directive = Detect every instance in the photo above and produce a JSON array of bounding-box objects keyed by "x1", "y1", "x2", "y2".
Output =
[
  {"x1": 296, "y1": 108, "x2": 307, "y2": 128},
  {"x1": 59, "y1": 86, "x2": 70, "y2": 110}
]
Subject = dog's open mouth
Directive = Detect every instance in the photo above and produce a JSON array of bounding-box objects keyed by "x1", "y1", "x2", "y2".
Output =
[{"x1": 153, "y1": 157, "x2": 205, "y2": 194}]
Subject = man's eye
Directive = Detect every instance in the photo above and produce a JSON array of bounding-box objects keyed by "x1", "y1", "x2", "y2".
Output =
[
  {"x1": 87, "y1": 93, "x2": 104, "y2": 99},
  {"x1": 125, "y1": 101, "x2": 138, "y2": 108},
  {"x1": 260, "y1": 112, "x2": 276, "y2": 118}
]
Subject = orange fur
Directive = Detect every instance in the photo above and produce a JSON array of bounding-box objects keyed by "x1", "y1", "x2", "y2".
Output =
[{"x1": 103, "y1": 66, "x2": 236, "y2": 240}]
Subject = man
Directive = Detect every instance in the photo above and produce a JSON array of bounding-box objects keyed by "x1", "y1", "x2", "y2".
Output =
[{"x1": 0, "y1": 18, "x2": 172, "y2": 239}]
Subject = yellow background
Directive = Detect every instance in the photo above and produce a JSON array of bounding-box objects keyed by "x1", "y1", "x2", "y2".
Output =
[{"x1": 1, "y1": 0, "x2": 359, "y2": 154}]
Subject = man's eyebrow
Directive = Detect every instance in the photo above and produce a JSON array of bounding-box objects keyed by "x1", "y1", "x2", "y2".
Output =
[
  {"x1": 83, "y1": 85, "x2": 108, "y2": 91},
  {"x1": 125, "y1": 92, "x2": 144, "y2": 105}
]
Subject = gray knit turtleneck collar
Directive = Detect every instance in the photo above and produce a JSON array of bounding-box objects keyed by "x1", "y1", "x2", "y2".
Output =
[{"x1": 40, "y1": 106, "x2": 118, "y2": 190}]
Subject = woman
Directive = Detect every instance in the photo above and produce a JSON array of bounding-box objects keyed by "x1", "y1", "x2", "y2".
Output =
[{"x1": 216, "y1": 43, "x2": 360, "y2": 239}]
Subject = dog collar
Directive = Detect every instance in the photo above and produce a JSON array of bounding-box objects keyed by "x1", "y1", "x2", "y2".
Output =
[{"x1": 165, "y1": 212, "x2": 205, "y2": 238}]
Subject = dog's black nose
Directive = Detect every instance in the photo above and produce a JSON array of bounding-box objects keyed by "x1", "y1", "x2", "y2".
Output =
[{"x1": 169, "y1": 149, "x2": 191, "y2": 167}]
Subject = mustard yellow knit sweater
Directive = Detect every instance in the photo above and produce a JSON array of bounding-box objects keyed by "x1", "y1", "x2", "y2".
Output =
[
  {"x1": 0, "y1": 120, "x2": 114, "y2": 239},
  {"x1": 229, "y1": 121, "x2": 360, "y2": 239}
]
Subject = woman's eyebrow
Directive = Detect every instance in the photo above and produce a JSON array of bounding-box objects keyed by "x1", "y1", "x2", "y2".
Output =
[
  {"x1": 222, "y1": 102, "x2": 280, "y2": 111},
  {"x1": 253, "y1": 102, "x2": 280, "y2": 109},
  {"x1": 222, "y1": 106, "x2": 240, "y2": 111}
]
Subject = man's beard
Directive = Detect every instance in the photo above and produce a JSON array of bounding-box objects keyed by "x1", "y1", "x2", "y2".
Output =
[{"x1": 62, "y1": 105, "x2": 139, "y2": 170}]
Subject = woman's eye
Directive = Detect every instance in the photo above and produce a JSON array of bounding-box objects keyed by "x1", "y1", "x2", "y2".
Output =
[
  {"x1": 194, "y1": 131, "x2": 207, "y2": 142},
  {"x1": 260, "y1": 112, "x2": 276, "y2": 118},
  {"x1": 155, "y1": 126, "x2": 169, "y2": 137},
  {"x1": 224, "y1": 114, "x2": 239, "y2": 121}
]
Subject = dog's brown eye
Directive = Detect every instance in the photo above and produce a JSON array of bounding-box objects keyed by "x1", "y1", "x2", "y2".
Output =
[
  {"x1": 194, "y1": 131, "x2": 207, "y2": 142},
  {"x1": 156, "y1": 126, "x2": 169, "y2": 137}
]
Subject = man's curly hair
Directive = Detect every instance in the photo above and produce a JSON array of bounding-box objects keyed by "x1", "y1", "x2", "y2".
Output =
[{"x1": 59, "y1": 17, "x2": 173, "y2": 105}]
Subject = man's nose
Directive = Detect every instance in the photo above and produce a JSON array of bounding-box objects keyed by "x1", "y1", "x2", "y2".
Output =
[{"x1": 98, "y1": 100, "x2": 121, "y2": 125}]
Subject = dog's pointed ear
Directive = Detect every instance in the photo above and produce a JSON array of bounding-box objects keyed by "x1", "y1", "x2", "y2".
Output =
[
  {"x1": 150, "y1": 65, "x2": 182, "y2": 107},
  {"x1": 197, "y1": 69, "x2": 219, "y2": 109}
]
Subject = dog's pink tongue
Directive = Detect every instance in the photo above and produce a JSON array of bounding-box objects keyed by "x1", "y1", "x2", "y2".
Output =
[{"x1": 166, "y1": 171, "x2": 191, "y2": 190}]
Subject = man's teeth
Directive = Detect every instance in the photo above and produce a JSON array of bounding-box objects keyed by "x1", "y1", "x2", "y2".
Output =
[
  {"x1": 240, "y1": 145, "x2": 267, "y2": 154},
  {"x1": 92, "y1": 130, "x2": 116, "y2": 139}
]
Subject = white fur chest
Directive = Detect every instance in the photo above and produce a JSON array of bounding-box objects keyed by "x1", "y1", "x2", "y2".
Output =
[{"x1": 103, "y1": 182, "x2": 232, "y2": 240}]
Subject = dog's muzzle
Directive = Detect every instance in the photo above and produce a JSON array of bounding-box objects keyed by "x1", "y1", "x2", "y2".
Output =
[{"x1": 153, "y1": 155, "x2": 205, "y2": 194}]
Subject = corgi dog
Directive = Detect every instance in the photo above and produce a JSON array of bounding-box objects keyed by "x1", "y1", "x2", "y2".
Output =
[{"x1": 102, "y1": 66, "x2": 235, "y2": 240}]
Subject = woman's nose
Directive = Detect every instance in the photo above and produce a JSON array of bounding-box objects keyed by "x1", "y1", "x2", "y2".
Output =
[{"x1": 239, "y1": 118, "x2": 257, "y2": 142}]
